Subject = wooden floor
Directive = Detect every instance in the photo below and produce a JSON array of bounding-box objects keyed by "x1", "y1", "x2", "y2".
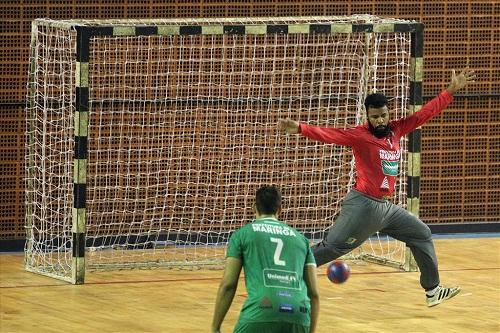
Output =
[{"x1": 1, "y1": 237, "x2": 499, "y2": 333}]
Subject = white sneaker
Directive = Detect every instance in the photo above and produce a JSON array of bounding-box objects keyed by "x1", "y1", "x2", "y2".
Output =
[{"x1": 426, "y1": 286, "x2": 461, "y2": 307}]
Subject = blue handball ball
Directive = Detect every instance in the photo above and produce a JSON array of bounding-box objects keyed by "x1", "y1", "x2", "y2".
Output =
[{"x1": 326, "y1": 260, "x2": 351, "y2": 284}]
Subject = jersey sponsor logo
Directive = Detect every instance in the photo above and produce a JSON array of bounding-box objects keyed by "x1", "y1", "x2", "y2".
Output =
[
  {"x1": 379, "y1": 149, "x2": 400, "y2": 177},
  {"x1": 345, "y1": 237, "x2": 357, "y2": 245},
  {"x1": 278, "y1": 303, "x2": 294, "y2": 313},
  {"x1": 263, "y1": 268, "x2": 301, "y2": 290},
  {"x1": 299, "y1": 301, "x2": 308, "y2": 314},
  {"x1": 251, "y1": 223, "x2": 297, "y2": 237},
  {"x1": 278, "y1": 290, "x2": 292, "y2": 298},
  {"x1": 380, "y1": 176, "x2": 390, "y2": 190},
  {"x1": 259, "y1": 296, "x2": 273, "y2": 309},
  {"x1": 381, "y1": 160, "x2": 399, "y2": 176}
]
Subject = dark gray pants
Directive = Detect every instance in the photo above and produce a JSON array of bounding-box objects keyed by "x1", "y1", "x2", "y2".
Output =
[{"x1": 313, "y1": 190, "x2": 439, "y2": 290}]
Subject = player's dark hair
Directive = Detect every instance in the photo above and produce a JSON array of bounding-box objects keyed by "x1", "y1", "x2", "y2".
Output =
[
  {"x1": 255, "y1": 185, "x2": 282, "y2": 215},
  {"x1": 364, "y1": 93, "x2": 388, "y2": 113}
]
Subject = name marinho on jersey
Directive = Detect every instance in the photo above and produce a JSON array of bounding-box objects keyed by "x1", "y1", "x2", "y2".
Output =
[{"x1": 251, "y1": 223, "x2": 297, "y2": 237}]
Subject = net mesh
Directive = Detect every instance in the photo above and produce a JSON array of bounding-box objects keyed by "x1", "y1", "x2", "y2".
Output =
[
  {"x1": 25, "y1": 24, "x2": 76, "y2": 278},
  {"x1": 26, "y1": 17, "x2": 413, "y2": 280}
]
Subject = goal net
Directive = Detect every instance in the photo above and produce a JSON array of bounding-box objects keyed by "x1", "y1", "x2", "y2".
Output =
[{"x1": 26, "y1": 16, "x2": 422, "y2": 283}]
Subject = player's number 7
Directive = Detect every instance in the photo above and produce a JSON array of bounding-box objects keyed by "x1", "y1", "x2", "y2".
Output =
[{"x1": 270, "y1": 237, "x2": 286, "y2": 266}]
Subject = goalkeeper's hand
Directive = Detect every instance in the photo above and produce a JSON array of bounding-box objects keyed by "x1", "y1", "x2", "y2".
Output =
[
  {"x1": 278, "y1": 118, "x2": 300, "y2": 134},
  {"x1": 446, "y1": 68, "x2": 476, "y2": 95}
]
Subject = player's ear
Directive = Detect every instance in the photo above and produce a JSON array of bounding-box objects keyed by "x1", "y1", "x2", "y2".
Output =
[{"x1": 276, "y1": 206, "x2": 282, "y2": 217}]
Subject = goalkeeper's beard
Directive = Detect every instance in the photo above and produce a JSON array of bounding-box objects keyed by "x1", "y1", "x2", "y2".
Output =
[{"x1": 369, "y1": 123, "x2": 391, "y2": 138}]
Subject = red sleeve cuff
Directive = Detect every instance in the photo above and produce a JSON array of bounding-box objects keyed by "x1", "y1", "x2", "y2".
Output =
[{"x1": 441, "y1": 89, "x2": 454, "y2": 101}]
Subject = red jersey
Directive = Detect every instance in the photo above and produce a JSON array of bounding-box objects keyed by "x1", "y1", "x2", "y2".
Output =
[{"x1": 299, "y1": 90, "x2": 454, "y2": 199}]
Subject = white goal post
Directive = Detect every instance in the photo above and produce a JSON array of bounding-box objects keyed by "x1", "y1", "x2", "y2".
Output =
[{"x1": 25, "y1": 15, "x2": 422, "y2": 284}]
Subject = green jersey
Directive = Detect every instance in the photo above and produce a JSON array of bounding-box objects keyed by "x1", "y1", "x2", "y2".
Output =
[{"x1": 227, "y1": 217, "x2": 316, "y2": 326}]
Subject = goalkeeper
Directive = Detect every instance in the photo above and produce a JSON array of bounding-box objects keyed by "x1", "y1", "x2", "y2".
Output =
[{"x1": 278, "y1": 68, "x2": 475, "y2": 307}]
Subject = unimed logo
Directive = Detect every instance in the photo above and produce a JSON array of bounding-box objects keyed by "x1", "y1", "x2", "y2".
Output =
[{"x1": 381, "y1": 160, "x2": 399, "y2": 176}]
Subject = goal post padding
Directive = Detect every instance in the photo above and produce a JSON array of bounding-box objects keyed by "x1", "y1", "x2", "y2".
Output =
[{"x1": 25, "y1": 16, "x2": 422, "y2": 284}]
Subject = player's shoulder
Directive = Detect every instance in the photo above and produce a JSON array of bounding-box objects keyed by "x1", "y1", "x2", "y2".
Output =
[
  {"x1": 229, "y1": 222, "x2": 251, "y2": 239},
  {"x1": 348, "y1": 123, "x2": 373, "y2": 141},
  {"x1": 388, "y1": 118, "x2": 405, "y2": 136},
  {"x1": 234, "y1": 222, "x2": 254, "y2": 235},
  {"x1": 349, "y1": 123, "x2": 369, "y2": 133},
  {"x1": 342, "y1": 123, "x2": 367, "y2": 133}
]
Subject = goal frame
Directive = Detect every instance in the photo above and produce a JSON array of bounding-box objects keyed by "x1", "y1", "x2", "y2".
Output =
[{"x1": 26, "y1": 16, "x2": 423, "y2": 284}]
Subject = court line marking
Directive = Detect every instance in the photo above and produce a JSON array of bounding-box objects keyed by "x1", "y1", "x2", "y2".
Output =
[{"x1": 2, "y1": 266, "x2": 499, "y2": 289}]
